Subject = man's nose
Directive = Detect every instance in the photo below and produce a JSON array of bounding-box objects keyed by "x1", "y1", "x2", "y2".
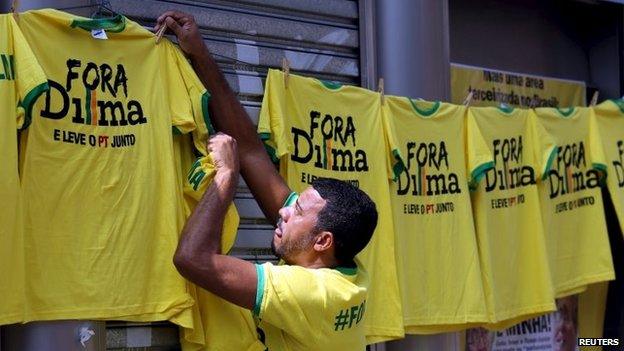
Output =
[{"x1": 278, "y1": 207, "x2": 290, "y2": 222}]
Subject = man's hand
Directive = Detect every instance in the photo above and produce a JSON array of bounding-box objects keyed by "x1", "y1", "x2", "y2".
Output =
[
  {"x1": 155, "y1": 11, "x2": 206, "y2": 58},
  {"x1": 208, "y1": 133, "x2": 240, "y2": 176}
]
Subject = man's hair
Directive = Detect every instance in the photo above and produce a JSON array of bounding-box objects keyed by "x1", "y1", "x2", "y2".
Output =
[{"x1": 311, "y1": 178, "x2": 378, "y2": 266}]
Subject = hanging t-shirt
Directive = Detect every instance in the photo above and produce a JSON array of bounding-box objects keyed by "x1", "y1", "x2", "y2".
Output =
[
  {"x1": 468, "y1": 106, "x2": 556, "y2": 329},
  {"x1": 593, "y1": 99, "x2": 624, "y2": 231},
  {"x1": 254, "y1": 261, "x2": 368, "y2": 351},
  {"x1": 382, "y1": 97, "x2": 490, "y2": 333},
  {"x1": 258, "y1": 69, "x2": 404, "y2": 343},
  {"x1": 18, "y1": 9, "x2": 201, "y2": 323},
  {"x1": 534, "y1": 107, "x2": 614, "y2": 297},
  {"x1": 145, "y1": 43, "x2": 258, "y2": 351},
  {"x1": 0, "y1": 14, "x2": 48, "y2": 325}
]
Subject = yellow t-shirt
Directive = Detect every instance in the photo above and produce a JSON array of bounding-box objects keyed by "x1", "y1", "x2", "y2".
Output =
[
  {"x1": 0, "y1": 14, "x2": 48, "y2": 325},
  {"x1": 157, "y1": 43, "x2": 258, "y2": 351},
  {"x1": 534, "y1": 107, "x2": 614, "y2": 297},
  {"x1": 468, "y1": 106, "x2": 556, "y2": 329},
  {"x1": 254, "y1": 261, "x2": 368, "y2": 351},
  {"x1": 18, "y1": 9, "x2": 197, "y2": 322},
  {"x1": 382, "y1": 97, "x2": 490, "y2": 333},
  {"x1": 593, "y1": 99, "x2": 624, "y2": 231},
  {"x1": 258, "y1": 69, "x2": 403, "y2": 343}
]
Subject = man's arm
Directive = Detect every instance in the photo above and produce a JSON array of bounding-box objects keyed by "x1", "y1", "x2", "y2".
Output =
[
  {"x1": 173, "y1": 133, "x2": 257, "y2": 309},
  {"x1": 156, "y1": 12, "x2": 290, "y2": 224}
]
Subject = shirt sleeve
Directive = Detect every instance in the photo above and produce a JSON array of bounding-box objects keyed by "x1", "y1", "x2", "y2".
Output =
[
  {"x1": 163, "y1": 40, "x2": 202, "y2": 136},
  {"x1": 528, "y1": 110, "x2": 558, "y2": 181},
  {"x1": 257, "y1": 69, "x2": 289, "y2": 163},
  {"x1": 465, "y1": 107, "x2": 495, "y2": 190},
  {"x1": 589, "y1": 109, "x2": 608, "y2": 176},
  {"x1": 165, "y1": 42, "x2": 239, "y2": 252},
  {"x1": 254, "y1": 263, "x2": 323, "y2": 339},
  {"x1": 11, "y1": 15, "x2": 48, "y2": 130},
  {"x1": 381, "y1": 102, "x2": 405, "y2": 182}
]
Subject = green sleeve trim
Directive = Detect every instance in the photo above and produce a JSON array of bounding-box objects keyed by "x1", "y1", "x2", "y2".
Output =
[
  {"x1": 542, "y1": 146, "x2": 558, "y2": 181},
  {"x1": 593, "y1": 162, "x2": 608, "y2": 186},
  {"x1": 70, "y1": 14, "x2": 126, "y2": 33},
  {"x1": 391, "y1": 149, "x2": 405, "y2": 182},
  {"x1": 593, "y1": 162, "x2": 608, "y2": 173},
  {"x1": 253, "y1": 264, "x2": 266, "y2": 316},
  {"x1": 283, "y1": 192, "x2": 299, "y2": 207},
  {"x1": 258, "y1": 132, "x2": 279, "y2": 163},
  {"x1": 469, "y1": 161, "x2": 495, "y2": 191},
  {"x1": 201, "y1": 92, "x2": 216, "y2": 135},
  {"x1": 20, "y1": 82, "x2": 49, "y2": 130},
  {"x1": 335, "y1": 267, "x2": 357, "y2": 276}
]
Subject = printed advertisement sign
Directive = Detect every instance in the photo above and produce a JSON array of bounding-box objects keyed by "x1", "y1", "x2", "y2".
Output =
[
  {"x1": 451, "y1": 63, "x2": 586, "y2": 108},
  {"x1": 466, "y1": 296, "x2": 578, "y2": 351}
]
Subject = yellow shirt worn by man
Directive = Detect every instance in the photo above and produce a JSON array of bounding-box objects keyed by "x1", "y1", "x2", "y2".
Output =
[
  {"x1": 0, "y1": 14, "x2": 48, "y2": 325},
  {"x1": 258, "y1": 69, "x2": 403, "y2": 343},
  {"x1": 469, "y1": 106, "x2": 556, "y2": 329},
  {"x1": 255, "y1": 257, "x2": 368, "y2": 350},
  {"x1": 534, "y1": 107, "x2": 614, "y2": 297},
  {"x1": 382, "y1": 97, "x2": 491, "y2": 333},
  {"x1": 18, "y1": 9, "x2": 198, "y2": 323}
]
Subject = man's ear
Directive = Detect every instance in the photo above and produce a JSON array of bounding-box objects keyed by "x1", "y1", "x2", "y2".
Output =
[{"x1": 313, "y1": 231, "x2": 333, "y2": 252}]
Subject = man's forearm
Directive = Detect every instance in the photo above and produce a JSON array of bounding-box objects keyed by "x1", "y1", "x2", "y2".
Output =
[
  {"x1": 173, "y1": 167, "x2": 258, "y2": 310},
  {"x1": 187, "y1": 48, "x2": 291, "y2": 223},
  {"x1": 187, "y1": 49, "x2": 263, "y2": 159},
  {"x1": 175, "y1": 169, "x2": 237, "y2": 260}
]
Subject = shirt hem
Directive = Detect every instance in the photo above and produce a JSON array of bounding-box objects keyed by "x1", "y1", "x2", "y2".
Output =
[
  {"x1": 555, "y1": 271, "x2": 615, "y2": 298},
  {"x1": 23, "y1": 297, "x2": 195, "y2": 326}
]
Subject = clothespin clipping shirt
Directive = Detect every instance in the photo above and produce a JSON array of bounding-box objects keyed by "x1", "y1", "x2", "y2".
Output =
[
  {"x1": 282, "y1": 58, "x2": 290, "y2": 89},
  {"x1": 463, "y1": 91, "x2": 474, "y2": 106},
  {"x1": 378, "y1": 78, "x2": 385, "y2": 105},
  {"x1": 590, "y1": 91, "x2": 599, "y2": 106},
  {"x1": 155, "y1": 24, "x2": 167, "y2": 44},
  {"x1": 11, "y1": 0, "x2": 20, "y2": 21}
]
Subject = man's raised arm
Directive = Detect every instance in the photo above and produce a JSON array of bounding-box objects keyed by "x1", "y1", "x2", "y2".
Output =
[{"x1": 155, "y1": 11, "x2": 290, "y2": 224}]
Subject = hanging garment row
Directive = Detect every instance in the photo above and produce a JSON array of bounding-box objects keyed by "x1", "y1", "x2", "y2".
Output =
[
  {"x1": 0, "y1": 7, "x2": 620, "y2": 350},
  {"x1": 259, "y1": 68, "x2": 618, "y2": 335}
]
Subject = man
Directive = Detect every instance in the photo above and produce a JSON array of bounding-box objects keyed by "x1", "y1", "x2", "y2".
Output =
[{"x1": 155, "y1": 11, "x2": 377, "y2": 350}]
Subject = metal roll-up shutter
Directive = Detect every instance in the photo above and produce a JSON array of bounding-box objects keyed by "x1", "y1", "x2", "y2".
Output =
[{"x1": 102, "y1": 0, "x2": 364, "y2": 348}]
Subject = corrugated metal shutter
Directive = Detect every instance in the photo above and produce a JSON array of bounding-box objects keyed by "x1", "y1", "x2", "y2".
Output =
[{"x1": 98, "y1": 0, "x2": 363, "y2": 348}]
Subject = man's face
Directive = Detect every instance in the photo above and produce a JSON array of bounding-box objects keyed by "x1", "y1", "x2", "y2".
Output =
[{"x1": 272, "y1": 187, "x2": 327, "y2": 264}]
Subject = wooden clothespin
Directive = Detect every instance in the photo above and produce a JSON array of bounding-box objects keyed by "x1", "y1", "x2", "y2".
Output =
[
  {"x1": 463, "y1": 90, "x2": 474, "y2": 106},
  {"x1": 529, "y1": 96, "x2": 538, "y2": 109},
  {"x1": 378, "y1": 78, "x2": 385, "y2": 105},
  {"x1": 11, "y1": 0, "x2": 20, "y2": 21},
  {"x1": 155, "y1": 24, "x2": 167, "y2": 44},
  {"x1": 282, "y1": 58, "x2": 290, "y2": 88},
  {"x1": 590, "y1": 91, "x2": 599, "y2": 106}
]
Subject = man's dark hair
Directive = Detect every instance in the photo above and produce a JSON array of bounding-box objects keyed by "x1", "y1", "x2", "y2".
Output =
[{"x1": 311, "y1": 178, "x2": 378, "y2": 266}]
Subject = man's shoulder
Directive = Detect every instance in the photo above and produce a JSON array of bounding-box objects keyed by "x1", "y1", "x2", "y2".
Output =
[{"x1": 259, "y1": 262, "x2": 367, "y2": 295}]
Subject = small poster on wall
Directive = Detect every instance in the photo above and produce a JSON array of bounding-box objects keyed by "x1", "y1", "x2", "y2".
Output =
[
  {"x1": 466, "y1": 296, "x2": 578, "y2": 351},
  {"x1": 451, "y1": 63, "x2": 586, "y2": 108}
]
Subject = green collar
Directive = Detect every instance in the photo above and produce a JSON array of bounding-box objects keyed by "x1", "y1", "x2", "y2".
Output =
[
  {"x1": 409, "y1": 98, "x2": 440, "y2": 117},
  {"x1": 498, "y1": 104, "x2": 514, "y2": 114},
  {"x1": 70, "y1": 14, "x2": 126, "y2": 33},
  {"x1": 555, "y1": 107, "x2": 575, "y2": 118},
  {"x1": 319, "y1": 80, "x2": 343, "y2": 90}
]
